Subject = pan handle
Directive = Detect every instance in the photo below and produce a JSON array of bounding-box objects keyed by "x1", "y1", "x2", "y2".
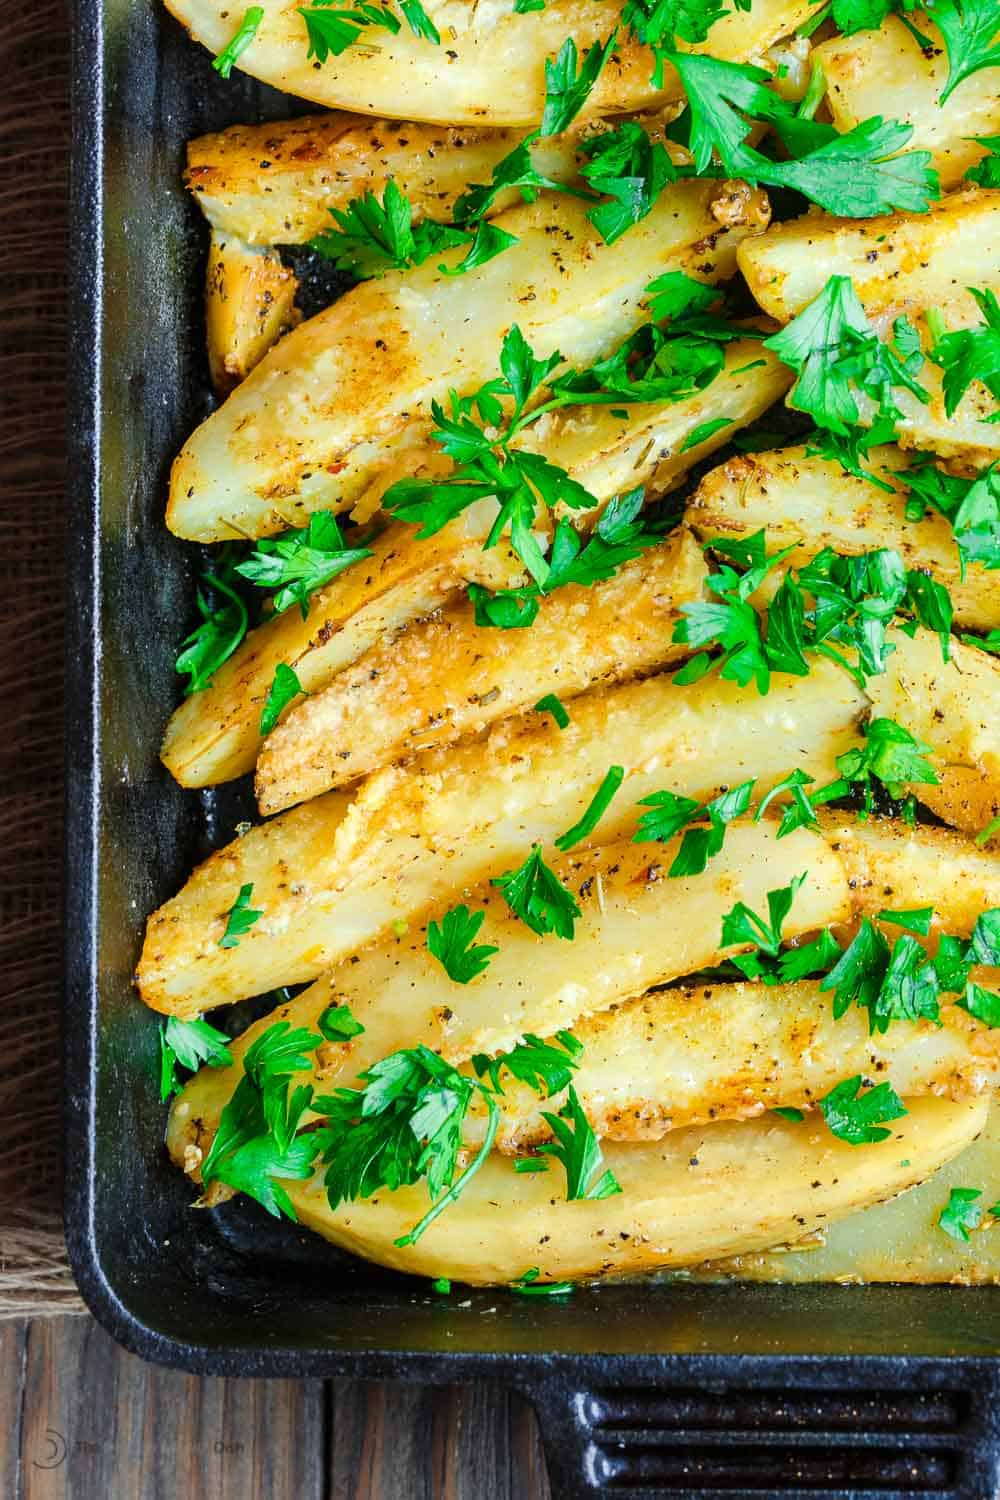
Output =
[{"x1": 517, "y1": 1377, "x2": 999, "y2": 1498}]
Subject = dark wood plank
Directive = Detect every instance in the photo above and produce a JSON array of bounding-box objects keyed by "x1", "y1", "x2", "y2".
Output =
[
  {"x1": 4, "y1": 1316, "x2": 325, "y2": 1500},
  {"x1": 329, "y1": 1379, "x2": 551, "y2": 1500},
  {"x1": 1, "y1": 1317, "x2": 551, "y2": 1498}
]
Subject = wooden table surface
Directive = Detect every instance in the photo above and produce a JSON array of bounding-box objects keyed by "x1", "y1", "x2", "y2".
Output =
[{"x1": 1, "y1": 1316, "x2": 552, "y2": 1499}]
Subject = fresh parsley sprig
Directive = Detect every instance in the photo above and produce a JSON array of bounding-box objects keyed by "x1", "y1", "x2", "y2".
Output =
[
  {"x1": 578, "y1": 120, "x2": 678, "y2": 244},
  {"x1": 316, "y1": 1043, "x2": 500, "y2": 1246},
  {"x1": 904, "y1": 459, "x2": 1000, "y2": 574},
  {"x1": 384, "y1": 292, "x2": 750, "y2": 595},
  {"x1": 633, "y1": 779, "x2": 754, "y2": 875},
  {"x1": 159, "y1": 1016, "x2": 233, "y2": 1102},
  {"x1": 235, "y1": 510, "x2": 373, "y2": 618},
  {"x1": 720, "y1": 873, "x2": 841, "y2": 984},
  {"x1": 299, "y1": 0, "x2": 439, "y2": 64},
  {"x1": 469, "y1": 488, "x2": 667, "y2": 630},
  {"x1": 768, "y1": 718, "x2": 940, "y2": 835},
  {"x1": 666, "y1": 52, "x2": 938, "y2": 216},
  {"x1": 675, "y1": 531, "x2": 954, "y2": 693},
  {"x1": 491, "y1": 846, "x2": 582, "y2": 939},
  {"x1": 926, "y1": 289, "x2": 1000, "y2": 420},
  {"x1": 938, "y1": 1186, "x2": 1000, "y2": 1241},
  {"x1": 386, "y1": 286, "x2": 758, "y2": 597},
  {"x1": 260, "y1": 663, "x2": 306, "y2": 736},
  {"x1": 201, "y1": 1021, "x2": 325, "y2": 1219},
  {"x1": 316, "y1": 1029, "x2": 608, "y2": 1243},
  {"x1": 175, "y1": 551, "x2": 249, "y2": 695},
  {"x1": 966, "y1": 135, "x2": 1000, "y2": 189},
  {"x1": 540, "y1": 32, "x2": 619, "y2": 135},
  {"x1": 309, "y1": 178, "x2": 494, "y2": 279},
  {"x1": 765, "y1": 276, "x2": 929, "y2": 436},
  {"x1": 471, "y1": 1030, "x2": 583, "y2": 1096}
]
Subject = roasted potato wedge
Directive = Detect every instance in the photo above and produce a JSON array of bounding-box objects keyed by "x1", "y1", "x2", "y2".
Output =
[
  {"x1": 167, "y1": 181, "x2": 770, "y2": 543},
  {"x1": 166, "y1": 819, "x2": 850, "y2": 1173},
  {"x1": 186, "y1": 110, "x2": 684, "y2": 246},
  {"x1": 822, "y1": 814, "x2": 1000, "y2": 937},
  {"x1": 278, "y1": 1098, "x2": 988, "y2": 1284},
  {"x1": 714, "y1": 1102, "x2": 1000, "y2": 1284},
  {"x1": 205, "y1": 231, "x2": 300, "y2": 394},
  {"x1": 687, "y1": 444, "x2": 1000, "y2": 632},
  {"x1": 816, "y1": 17, "x2": 1000, "y2": 191},
  {"x1": 163, "y1": 344, "x2": 785, "y2": 791},
  {"x1": 738, "y1": 190, "x2": 1000, "y2": 468},
  {"x1": 161, "y1": 503, "x2": 527, "y2": 788},
  {"x1": 738, "y1": 189, "x2": 999, "y2": 329},
  {"x1": 472, "y1": 982, "x2": 1000, "y2": 1153},
  {"x1": 139, "y1": 658, "x2": 865, "y2": 1015},
  {"x1": 164, "y1": 0, "x2": 815, "y2": 128},
  {"x1": 255, "y1": 528, "x2": 707, "y2": 811},
  {"x1": 869, "y1": 628, "x2": 1000, "y2": 837}
]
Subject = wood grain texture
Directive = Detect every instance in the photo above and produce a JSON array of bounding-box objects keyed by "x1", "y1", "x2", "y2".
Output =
[
  {"x1": 329, "y1": 1379, "x2": 550, "y2": 1500},
  {"x1": 3, "y1": 1317, "x2": 325, "y2": 1500},
  {"x1": 0, "y1": 1317, "x2": 551, "y2": 1499}
]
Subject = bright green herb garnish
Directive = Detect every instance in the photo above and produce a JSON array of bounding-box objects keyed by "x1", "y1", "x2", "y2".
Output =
[{"x1": 219, "y1": 883, "x2": 263, "y2": 950}]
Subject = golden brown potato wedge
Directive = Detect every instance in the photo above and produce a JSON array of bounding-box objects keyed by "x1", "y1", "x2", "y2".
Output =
[
  {"x1": 738, "y1": 189, "x2": 999, "y2": 329},
  {"x1": 139, "y1": 658, "x2": 865, "y2": 1015},
  {"x1": 167, "y1": 181, "x2": 770, "y2": 543},
  {"x1": 164, "y1": 0, "x2": 815, "y2": 128},
  {"x1": 869, "y1": 629, "x2": 1000, "y2": 837},
  {"x1": 160, "y1": 503, "x2": 526, "y2": 788},
  {"x1": 816, "y1": 17, "x2": 1000, "y2": 191},
  {"x1": 823, "y1": 814, "x2": 1000, "y2": 937},
  {"x1": 279, "y1": 1098, "x2": 988, "y2": 1284},
  {"x1": 205, "y1": 231, "x2": 300, "y2": 395},
  {"x1": 166, "y1": 819, "x2": 849, "y2": 1175},
  {"x1": 738, "y1": 190, "x2": 1000, "y2": 469},
  {"x1": 687, "y1": 444, "x2": 1000, "y2": 632},
  {"x1": 713, "y1": 1102, "x2": 1000, "y2": 1284},
  {"x1": 254, "y1": 528, "x2": 707, "y2": 811},
  {"x1": 162, "y1": 344, "x2": 785, "y2": 792},
  {"x1": 185, "y1": 110, "x2": 683, "y2": 246},
  {"x1": 472, "y1": 983, "x2": 1000, "y2": 1153}
]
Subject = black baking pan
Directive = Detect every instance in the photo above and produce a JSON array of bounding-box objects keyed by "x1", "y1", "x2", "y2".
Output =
[{"x1": 62, "y1": 0, "x2": 1000, "y2": 1493}]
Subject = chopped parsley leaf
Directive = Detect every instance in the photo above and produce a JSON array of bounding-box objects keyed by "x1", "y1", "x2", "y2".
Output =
[
  {"x1": 471, "y1": 1030, "x2": 583, "y2": 1096},
  {"x1": 219, "y1": 883, "x2": 263, "y2": 949},
  {"x1": 938, "y1": 1186, "x2": 984, "y2": 1242},
  {"x1": 539, "y1": 1085, "x2": 622, "y2": 1200},
  {"x1": 317, "y1": 1004, "x2": 365, "y2": 1042},
  {"x1": 491, "y1": 845, "x2": 582, "y2": 939},
  {"x1": 534, "y1": 693, "x2": 569, "y2": 728},
  {"x1": 259, "y1": 663, "x2": 306, "y2": 737},
  {"x1": 555, "y1": 765, "x2": 624, "y2": 851},
  {"x1": 426, "y1": 904, "x2": 499, "y2": 984},
  {"x1": 634, "y1": 778, "x2": 754, "y2": 876},
  {"x1": 818, "y1": 1074, "x2": 907, "y2": 1145}
]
